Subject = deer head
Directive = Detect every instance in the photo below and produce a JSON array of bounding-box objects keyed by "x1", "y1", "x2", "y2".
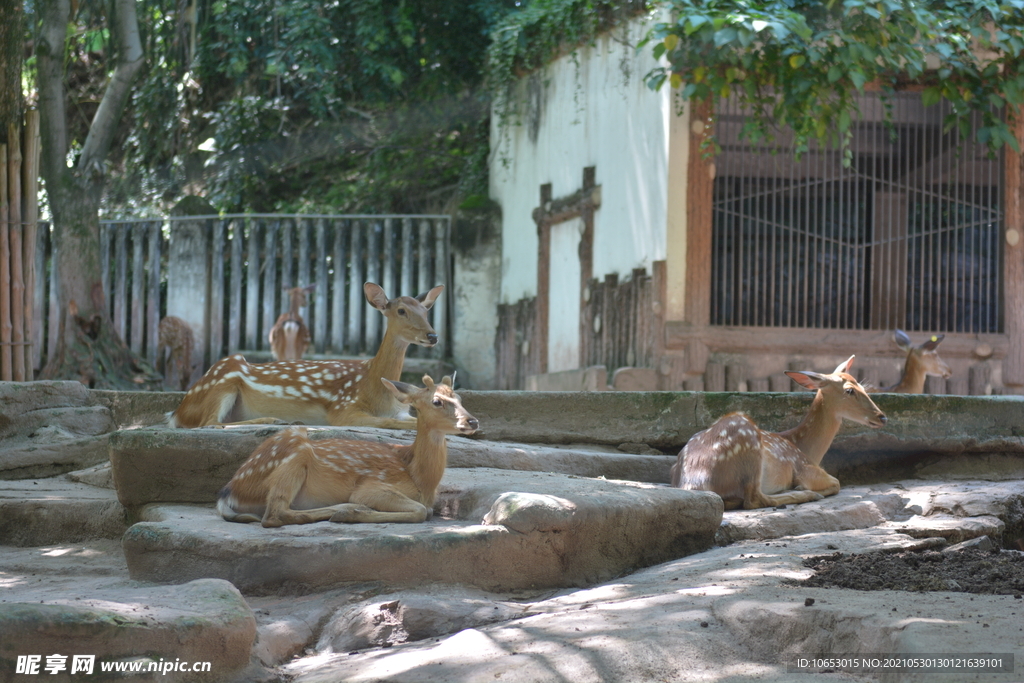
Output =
[{"x1": 364, "y1": 282, "x2": 443, "y2": 348}]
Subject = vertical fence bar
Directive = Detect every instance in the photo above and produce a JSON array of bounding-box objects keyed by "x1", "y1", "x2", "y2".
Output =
[
  {"x1": 100, "y1": 224, "x2": 111, "y2": 316},
  {"x1": 209, "y1": 220, "x2": 226, "y2": 362},
  {"x1": 229, "y1": 220, "x2": 243, "y2": 354},
  {"x1": 245, "y1": 220, "x2": 261, "y2": 350},
  {"x1": 114, "y1": 223, "x2": 128, "y2": 340},
  {"x1": 314, "y1": 219, "x2": 328, "y2": 353},
  {"x1": 33, "y1": 222, "x2": 45, "y2": 370},
  {"x1": 47, "y1": 225, "x2": 58, "y2": 362},
  {"x1": 382, "y1": 218, "x2": 396, "y2": 298},
  {"x1": 332, "y1": 220, "x2": 348, "y2": 354},
  {"x1": 261, "y1": 221, "x2": 279, "y2": 351},
  {"x1": 434, "y1": 218, "x2": 449, "y2": 358},
  {"x1": 401, "y1": 218, "x2": 414, "y2": 297},
  {"x1": 298, "y1": 219, "x2": 312, "y2": 337},
  {"x1": 146, "y1": 222, "x2": 161, "y2": 367},
  {"x1": 348, "y1": 220, "x2": 364, "y2": 353},
  {"x1": 365, "y1": 221, "x2": 382, "y2": 350},
  {"x1": 281, "y1": 218, "x2": 294, "y2": 291},
  {"x1": 130, "y1": 225, "x2": 145, "y2": 354}
]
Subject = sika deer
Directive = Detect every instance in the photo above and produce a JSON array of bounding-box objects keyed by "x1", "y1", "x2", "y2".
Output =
[
  {"x1": 269, "y1": 284, "x2": 316, "y2": 360},
  {"x1": 168, "y1": 282, "x2": 443, "y2": 428},
  {"x1": 217, "y1": 375, "x2": 478, "y2": 526},
  {"x1": 870, "y1": 329, "x2": 952, "y2": 394},
  {"x1": 670, "y1": 356, "x2": 886, "y2": 510},
  {"x1": 157, "y1": 316, "x2": 196, "y2": 391}
]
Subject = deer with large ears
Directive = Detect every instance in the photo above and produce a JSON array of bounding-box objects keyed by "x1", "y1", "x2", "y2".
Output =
[
  {"x1": 670, "y1": 356, "x2": 887, "y2": 510},
  {"x1": 168, "y1": 282, "x2": 444, "y2": 428},
  {"x1": 869, "y1": 329, "x2": 952, "y2": 394},
  {"x1": 269, "y1": 284, "x2": 316, "y2": 361},
  {"x1": 218, "y1": 375, "x2": 478, "y2": 527}
]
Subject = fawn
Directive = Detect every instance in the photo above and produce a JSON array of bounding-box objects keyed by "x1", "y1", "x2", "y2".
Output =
[
  {"x1": 269, "y1": 284, "x2": 316, "y2": 361},
  {"x1": 217, "y1": 375, "x2": 478, "y2": 526},
  {"x1": 168, "y1": 282, "x2": 443, "y2": 428},
  {"x1": 670, "y1": 356, "x2": 887, "y2": 510},
  {"x1": 157, "y1": 316, "x2": 196, "y2": 391},
  {"x1": 870, "y1": 329, "x2": 952, "y2": 393}
]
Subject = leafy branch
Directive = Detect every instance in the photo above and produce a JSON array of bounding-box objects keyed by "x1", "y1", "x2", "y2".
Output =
[{"x1": 642, "y1": 0, "x2": 1024, "y2": 160}]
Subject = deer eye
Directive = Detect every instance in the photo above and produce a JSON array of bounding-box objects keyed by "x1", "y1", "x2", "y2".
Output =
[
  {"x1": 845, "y1": 386, "x2": 855, "y2": 395},
  {"x1": 432, "y1": 398, "x2": 443, "y2": 407},
  {"x1": 397, "y1": 308, "x2": 407, "y2": 317}
]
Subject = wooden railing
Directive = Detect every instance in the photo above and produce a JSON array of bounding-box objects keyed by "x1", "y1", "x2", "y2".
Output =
[{"x1": 34, "y1": 214, "x2": 451, "y2": 374}]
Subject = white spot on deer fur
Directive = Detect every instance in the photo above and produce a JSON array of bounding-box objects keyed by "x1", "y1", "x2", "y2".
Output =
[
  {"x1": 354, "y1": 375, "x2": 363, "y2": 382},
  {"x1": 719, "y1": 430, "x2": 728, "y2": 438}
]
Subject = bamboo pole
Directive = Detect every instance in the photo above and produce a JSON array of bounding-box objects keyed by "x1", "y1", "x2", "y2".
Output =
[
  {"x1": 0, "y1": 144, "x2": 11, "y2": 380},
  {"x1": 23, "y1": 109, "x2": 40, "y2": 378},
  {"x1": 8, "y1": 123, "x2": 24, "y2": 380}
]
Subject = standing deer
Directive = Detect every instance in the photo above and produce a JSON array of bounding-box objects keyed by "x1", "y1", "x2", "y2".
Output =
[
  {"x1": 157, "y1": 316, "x2": 196, "y2": 391},
  {"x1": 869, "y1": 329, "x2": 951, "y2": 393},
  {"x1": 168, "y1": 282, "x2": 443, "y2": 428},
  {"x1": 670, "y1": 356, "x2": 887, "y2": 510},
  {"x1": 269, "y1": 284, "x2": 316, "y2": 360},
  {"x1": 217, "y1": 375, "x2": 478, "y2": 526}
]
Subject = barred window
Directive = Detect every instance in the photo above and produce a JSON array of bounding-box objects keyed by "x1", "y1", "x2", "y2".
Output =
[{"x1": 711, "y1": 92, "x2": 1003, "y2": 333}]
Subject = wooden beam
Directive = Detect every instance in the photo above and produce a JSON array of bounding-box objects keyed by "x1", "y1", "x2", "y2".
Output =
[
  {"x1": 1004, "y1": 110, "x2": 1024, "y2": 387},
  {"x1": 684, "y1": 98, "x2": 714, "y2": 328},
  {"x1": 665, "y1": 322, "x2": 1008, "y2": 361}
]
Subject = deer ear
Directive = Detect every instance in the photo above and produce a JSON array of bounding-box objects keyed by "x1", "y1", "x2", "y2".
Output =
[
  {"x1": 893, "y1": 329, "x2": 912, "y2": 351},
  {"x1": 420, "y1": 374, "x2": 436, "y2": 391},
  {"x1": 922, "y1": 333, "x2": 944, "y2": 351},
  {"x1": 381, "y1": 377, "x2": 417, "y2": 402},
  {"x1": 786, "y1": 371, "x2": 825, "y2": 391},
  {"x1": 441, "y1": 374, "x2": 454, "y2": 387},
  {"x1": 418, "y1": 285, "x2": 444, "y2": 309},
  {"x1": 304, "y1": 284, "x2": 317, "y2": 293},
  {"x1": 364, "y1": 282, "x2": 389, "y2": 311},
  {"x1": 833, "y1": 355, "x2": 855, "y2": 375}
]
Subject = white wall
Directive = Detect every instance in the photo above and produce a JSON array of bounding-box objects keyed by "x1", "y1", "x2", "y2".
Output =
[{"x1": 489, "y1": 13, "x2": 673, "y2": 305}]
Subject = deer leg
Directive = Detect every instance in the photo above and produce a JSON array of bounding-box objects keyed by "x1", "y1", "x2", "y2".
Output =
[
  {"x1": 337, "y1": 411, "x2": 417, "y2": 430},
  {"x1": 329, "y1": 484, "x2": 429, "y2": 524},
  {"x1": 260, "y1": 447, "x2": 340, "y2": 527},
  {"x1": 794, "y1": 465, "x2": 841, "y2": 498}
]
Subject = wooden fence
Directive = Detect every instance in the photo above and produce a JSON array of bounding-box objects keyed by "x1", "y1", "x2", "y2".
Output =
[
  {"x1": 495, "y1": 266, "x2": 663, "y2": 390},
  {"x1": 1, "y1": 111, "x2": 41, "y2": 382},
  {"x1": 36, "y1": 214, "x2": 451, "y2": 373}
]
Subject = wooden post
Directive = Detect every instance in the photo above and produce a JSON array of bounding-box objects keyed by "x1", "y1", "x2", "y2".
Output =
[
  {"x1": 1004, "y1": 110, "x2": 1024, "y2": 388},
  {"x1": 8, "y1": 123, "x2": 24, "y2": 381},
  {"x1": 0, "y1": 144, "x2": 10, "y2": 380},
  {"x1": 146, "y1": 221, "x2": 162, "y2": 366},
  {"x1": 129, "y1": 224, "x2": 144, "y2": 355},
  {"x1": 167, "y1": 216, "x2": 211, "y2": 371},
  {"x1": 228, "y1": 219, "x2": 242, "y2": 354},
  {"x1": 314, "y1": 218, "x2": 327, "y2": 353},
  {"x1": 23, "y1": 109, "x2": 40, "y2": 377},
  {"x1": 261, "y1": 221, "x2": 279, "y2": 350},
  {"x1": 684, "y1": 98, "x2": 714, "y2": 329}
]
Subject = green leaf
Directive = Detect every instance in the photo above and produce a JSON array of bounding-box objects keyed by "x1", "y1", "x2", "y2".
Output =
[
  {"x1": 664, "y1": 34, "x2": 679, "y2": 52},
  {"x1": 922, "y1": 87, "x2": 942, "y2": 107},
  {"x1": 789, "y1": 54, "x2": 806, "y2": 69},
  {"x1": 828, "y1": 65, "x2": 844, "y2": 83},
  {"x1": 714, "y1": 27, "x2": 739, "y2": 47},
  {"x1": 849, "y1": 69, "x2": 868, "y2": 90}
]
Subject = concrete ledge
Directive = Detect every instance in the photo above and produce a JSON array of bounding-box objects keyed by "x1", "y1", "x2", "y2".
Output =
[
  {"x1": 121, "y1": 468, "x2": 722, "y2": 593},
  {"x1": 108, "y1": 426, "x2": 675, "y2": 508}
]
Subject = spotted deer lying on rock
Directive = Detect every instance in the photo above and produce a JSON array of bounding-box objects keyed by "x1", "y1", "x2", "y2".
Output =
[
  {"x1": 670, "y1": 356, "x2": 887, "y2": 510},
  {"x1": 168, "y1": 282, "x2": 444, "y2": 428},
  {"x1": 217, "y1": 375, "x2": 478, "y2": 526},
  {"x1": 269, "y1": 284, "x2": 316, "y2": 360},
  {"x1": 869, "y1": 329, "x2": 952, "y2": 393}
]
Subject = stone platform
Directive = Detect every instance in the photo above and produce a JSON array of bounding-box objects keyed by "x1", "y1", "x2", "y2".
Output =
[{"x1": 121, "y1": 468, "x2": 722, "y2": 593}]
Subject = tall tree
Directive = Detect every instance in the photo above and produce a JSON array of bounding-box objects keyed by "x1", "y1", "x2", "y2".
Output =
[
  {"x1": 36, "y1": 0, "x2": 158, "y2": 387},
  {"x1": 0, "y1": 0, "x2": 22, "y2": 137}
]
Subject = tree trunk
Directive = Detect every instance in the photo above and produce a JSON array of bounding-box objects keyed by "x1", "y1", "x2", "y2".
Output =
[{"x1": 36, "y1": 0, "x2": 159, "y2": 389}]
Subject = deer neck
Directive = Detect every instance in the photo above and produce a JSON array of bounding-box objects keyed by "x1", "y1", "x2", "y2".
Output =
[
  {"x1": 777, "y1": 392, "x2": 841, "y2": 466},
  {"x1": 890, "y1": 354, "x2": 926, "y2": 393},
  {"x1": 366, "y1": 328, "x2": 410, "y2": 383},
  {"x1": 404, "y1": 429, "x2": 448, "y2": 505}
]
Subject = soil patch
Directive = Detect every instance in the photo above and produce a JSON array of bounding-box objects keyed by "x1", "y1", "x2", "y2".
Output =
[{"x1": 801, "y1": 547, "x2": 1024, "y2": 595}]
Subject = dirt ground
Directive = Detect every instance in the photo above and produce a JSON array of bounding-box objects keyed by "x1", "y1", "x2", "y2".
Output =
[{"x1": 801, "y1": 546, "x2": 1024, "y2": 595}]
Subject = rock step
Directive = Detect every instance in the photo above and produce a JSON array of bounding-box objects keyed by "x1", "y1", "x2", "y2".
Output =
[
  {"x1": 122, "y1": 468, "x2": 722, "y2": 593},
  {"x1": 0, "y1": 579, "x2": 255, "y2": 683},
  {"x1": 0, "y1": 478, "x2": 128, "y2": 547},
  {"x1": 108, "y1": 426, "x2": 675, "y2": 508}
]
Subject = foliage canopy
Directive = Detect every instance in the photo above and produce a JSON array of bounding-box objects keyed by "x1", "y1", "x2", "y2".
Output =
[{"x1": 643, "y1": 0, "x2": 1024, "y2": 160}]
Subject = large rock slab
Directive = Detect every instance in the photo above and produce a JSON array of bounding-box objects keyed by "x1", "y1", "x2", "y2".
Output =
[
  {"x1": 0, "y1": 477, "x2": 128, "y2": 546},
  {"x1": 121, "y1": 468, "x2": 722, "y2": 593},
  {"x1": 108, "y1": 426, "x2": 674, "y2": 507},
  {"x1": 0, "y1": 382, "x2": 114, "y2": 479},
  {"x1": 0, "y1": 578, "x2": 256, "y2": 683}
]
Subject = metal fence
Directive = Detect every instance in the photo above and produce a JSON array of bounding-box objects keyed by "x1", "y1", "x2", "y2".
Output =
[
  {"x1": 38, "y1": 214, "x2": 452, "y2": 371},
  {"x1": 711, "y1": 92, "x2": 1003, "y2": 333}
]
